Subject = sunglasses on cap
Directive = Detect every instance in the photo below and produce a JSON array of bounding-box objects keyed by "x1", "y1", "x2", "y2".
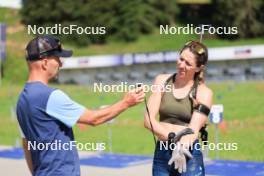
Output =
[
  {"x1": 26, "y1": 35, "x2": 72, "y2": 61},
  {"x1": 39, "y1": 40, "x2": 62, "y2": 57},
  {"x1": 39, "y1": 39, "x2": 62, "y2": 57},
  {"x1": 184, "y1": 41, "x2": 206, "y2": 55}
]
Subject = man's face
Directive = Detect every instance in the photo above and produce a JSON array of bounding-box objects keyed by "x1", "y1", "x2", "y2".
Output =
[{"x1": 45, "y1": 56, "x2": 62, "y2": 80}]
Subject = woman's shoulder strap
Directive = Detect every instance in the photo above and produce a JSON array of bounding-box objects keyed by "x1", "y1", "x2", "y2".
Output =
[
  {"x1": 190, "y1": 78, "x2": 199, "y2": 99},
  {"x1": 165, "y1": 73, "x2": 177, "y2": 85}
]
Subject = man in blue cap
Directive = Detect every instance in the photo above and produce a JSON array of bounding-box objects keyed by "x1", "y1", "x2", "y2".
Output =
[{"x1": 16, "y1": 35, "x2": 145, "y2": 176}]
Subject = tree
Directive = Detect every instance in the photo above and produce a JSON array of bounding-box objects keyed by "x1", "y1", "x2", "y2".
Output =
[
  {"x1": 212, "y1": 0, "x2": 264, "y2": 39},
  {"x1": 21, "y1": 0, "x2": 179, "y2": 46}
]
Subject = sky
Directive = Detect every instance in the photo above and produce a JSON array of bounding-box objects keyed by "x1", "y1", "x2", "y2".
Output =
[{"x1": 0, "y1": 0, "x2": 21, "y2": 9}]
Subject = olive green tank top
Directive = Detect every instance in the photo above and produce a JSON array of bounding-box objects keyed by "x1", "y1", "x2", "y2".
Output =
[{"x1": 159, "y1": 74, "x2": 195, "y2": 126}]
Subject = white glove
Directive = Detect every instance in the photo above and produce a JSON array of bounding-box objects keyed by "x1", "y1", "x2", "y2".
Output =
[{"x1": 168, "y1": 143, "x2": 193, "y2": 173}]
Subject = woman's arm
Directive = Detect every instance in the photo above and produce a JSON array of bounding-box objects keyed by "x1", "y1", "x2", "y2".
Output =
[
  {"x1": 179, "y1": 84, "x2": 213, "y2": 146},
  {"x1": 144, "y1": 74, "x2": 185, "y2": 141}
]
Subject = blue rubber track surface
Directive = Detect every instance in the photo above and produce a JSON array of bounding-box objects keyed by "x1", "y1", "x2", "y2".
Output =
[{"x1": 0, "y1": 148, "x2": 263, "y2": 176}]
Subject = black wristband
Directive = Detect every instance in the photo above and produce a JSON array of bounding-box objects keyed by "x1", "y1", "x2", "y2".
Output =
[{"x1": 168, "y1": 132, "x2": 176, "y2": 143}]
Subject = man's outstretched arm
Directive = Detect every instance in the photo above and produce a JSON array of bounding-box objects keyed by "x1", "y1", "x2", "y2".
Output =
[{"x1": 78, "y1": 88, "x2": 145, "y2": 126}]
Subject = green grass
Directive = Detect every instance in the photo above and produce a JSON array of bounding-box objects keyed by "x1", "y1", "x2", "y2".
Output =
[{"x1": 0, "y1": 82, "x2": 264, "y2": 161}]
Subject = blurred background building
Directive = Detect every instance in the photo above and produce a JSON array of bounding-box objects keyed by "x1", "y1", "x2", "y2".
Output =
[{"x1": 59, "y1": 45, "x2": 264, "y2": 85}]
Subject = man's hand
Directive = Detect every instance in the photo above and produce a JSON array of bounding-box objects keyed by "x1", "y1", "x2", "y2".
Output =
[
  {"x1": 168, "y1": 143, "x2": 193, "y2": 173},
  {"x1": 123, "y1": 87, "x2": 145, "y2": 107}
]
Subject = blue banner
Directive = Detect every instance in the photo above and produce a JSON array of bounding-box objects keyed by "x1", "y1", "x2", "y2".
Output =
[
  {"x1": 0, "y1": 23, "x2": 6, "y2": 62},
  {"x1": 120, "y1": 51, "x2": 179, "y2": 65}
]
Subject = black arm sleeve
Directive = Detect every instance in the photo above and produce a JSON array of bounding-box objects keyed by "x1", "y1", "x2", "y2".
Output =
[{"x1": 193, "y1": 104, "x2": 210, "y2": 116}]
